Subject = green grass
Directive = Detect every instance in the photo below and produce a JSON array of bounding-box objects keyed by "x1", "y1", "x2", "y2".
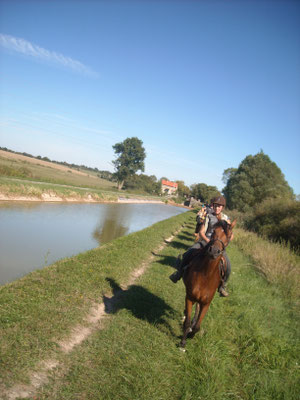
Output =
[
  {"x1": 0, "y1": 152, "x2": 170, "y2": 201},
  {"x1": 0, "y1": 210, "x2": 194, "y2": 392},
  {"x1": 0, "y1": 154, "x2": 116, "y2": 190},
  {"x1": 1, "y1": 210, "x2": 299, "y2": 399},
  {"x1": 34, "y1": 224, "x2": 299, "y2": 400},
  {"x1": 0, "y1": 177, "x2": 168, "y2": 203},
  {"x1": 0, "y1": 176, "x2": 121, "y2": 201}
]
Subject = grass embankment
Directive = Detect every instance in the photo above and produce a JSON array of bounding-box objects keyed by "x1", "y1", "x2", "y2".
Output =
[
  {"x1": 0, "y1": 177, "x2": 121, "y2": 202},
  {"x1": 0, "y1": 177, "x2": 166, "y2": 203},
  {"x1": 1, "y1": 211, "x2": 299, "y2": 399},
  {"x1": 0, "y1": 150, "x2": 120, "y2": 201},
  {"x1": 0, "y1": 151, "x2": 115, "y2": 190},
  {"x1": 0, "y1": 211, "x2": 193, "y2": 393},
  {"x1": 0, "y1": 152, "x2": 164, "y2": 202}
]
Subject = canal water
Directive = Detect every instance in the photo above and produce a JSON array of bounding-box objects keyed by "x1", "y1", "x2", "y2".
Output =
[{"x1": 0, "y1": 202, "x2": 187, "y2": 285}]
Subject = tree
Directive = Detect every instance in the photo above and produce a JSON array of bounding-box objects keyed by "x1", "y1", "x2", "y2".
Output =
[
  {"x1": 222, "y1": 168, "x2": 237, "y2": 185},
  {"x1": 124, "y1": 174, "x2": 161, "y2": 194},
  {"x1": 223, "y1": 151, "x2": 294, "y2": 211},
  {"x1": 176, "y1": 180, "x2": 191, "y2": 198},
  {"x1": 190, "y1": 183, "x2": 220, "y2": 203},
  {"x1": 112, "y1": 137, "x2": 146, "y2": 190}
]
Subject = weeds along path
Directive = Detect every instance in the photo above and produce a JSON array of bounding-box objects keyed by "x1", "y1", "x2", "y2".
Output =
[
  {"x1": 2, "y1": 227, "x2": 184, "y2": 400},
  {"x1": 31, "y1": 234, "x2": 299, "y2": 399},
  {"x1": 2, "y1": 215, "x2": 299, "y2": 400}
]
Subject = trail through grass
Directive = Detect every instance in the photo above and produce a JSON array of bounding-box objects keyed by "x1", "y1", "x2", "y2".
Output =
[
  {"x1": 1, "y1": 211, "x2": 299, "y2": 399},
  {"x1": 31, "y1": 225, "x2": 300, "y2": 398}
]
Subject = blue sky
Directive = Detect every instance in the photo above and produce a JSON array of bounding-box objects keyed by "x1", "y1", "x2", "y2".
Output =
[{"x1": 0, "y1": 0, "x2": 299, "y2": 194}]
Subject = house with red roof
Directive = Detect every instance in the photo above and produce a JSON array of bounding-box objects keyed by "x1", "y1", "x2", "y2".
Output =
[{"x1": 161, "y1": 179, "x2": 178, "y2": 196}]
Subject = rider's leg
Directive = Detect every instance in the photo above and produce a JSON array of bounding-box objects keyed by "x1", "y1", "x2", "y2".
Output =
[
  {"x1": 219, "y1": 251, "x2": 231, "y2": 297},
  {"x1": 169, "y1": 241, "x2": 203, "y2": 283}
]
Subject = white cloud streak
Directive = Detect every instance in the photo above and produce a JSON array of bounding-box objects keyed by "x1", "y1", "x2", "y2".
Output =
[{"x1": 0, "y1": 33, "x2": 98, "y2": 78}]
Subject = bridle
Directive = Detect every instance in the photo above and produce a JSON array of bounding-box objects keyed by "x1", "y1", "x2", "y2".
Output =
[
  {"x1": 211, "y1": 237, "x2": 226, "y2": 252},
  {"x1": 206, "y1": 232, "x2": 230, "y2": 259}
]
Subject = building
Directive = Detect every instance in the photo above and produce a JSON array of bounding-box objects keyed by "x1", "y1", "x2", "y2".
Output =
[{"x1": 161, "y1": 179, "x2": 178, "y2": 196}]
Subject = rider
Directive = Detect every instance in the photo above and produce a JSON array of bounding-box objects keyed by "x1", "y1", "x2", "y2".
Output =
[
  {"x1": 169, "y1": 195, "x2": 232, "y2": 297},
  {"x1": 194, "y1": 201, "x2": 213, "y2": 240}
]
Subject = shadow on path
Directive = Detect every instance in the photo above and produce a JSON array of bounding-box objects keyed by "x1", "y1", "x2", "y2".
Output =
[{"x1": 103, "y1": 278, "x2": 179, "y2": 337}]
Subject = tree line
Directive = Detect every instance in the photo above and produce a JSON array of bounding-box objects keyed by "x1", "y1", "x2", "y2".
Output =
[{"x1": 112, "y1": 138, "x2": 299, "y2": 251}]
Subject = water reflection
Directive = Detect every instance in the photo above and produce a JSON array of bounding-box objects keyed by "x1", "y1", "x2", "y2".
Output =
[
  {"x1": 0, "y1": 202, "x2": 186, "y2": 285},
  {"x1": 93, "y1": 204, "x2": 128, "y2": 244}
]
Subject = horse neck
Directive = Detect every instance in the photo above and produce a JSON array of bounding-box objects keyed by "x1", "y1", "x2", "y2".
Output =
[{"x1": 194, "y1": 253, "x2": 221, "y2": 275}]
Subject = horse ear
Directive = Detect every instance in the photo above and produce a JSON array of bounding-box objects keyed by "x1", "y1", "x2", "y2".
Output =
[{"x1": 231, "y1": 219, "x2": 237, "y2": 229}]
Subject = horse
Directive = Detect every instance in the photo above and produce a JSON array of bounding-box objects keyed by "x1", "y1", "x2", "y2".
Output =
[{"x1": 180, "y1": 219, "x2": 236, "y2": 348}]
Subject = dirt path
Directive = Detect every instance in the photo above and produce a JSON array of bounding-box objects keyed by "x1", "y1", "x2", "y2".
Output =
[{"x1": 2, "y1": 232, "x2": 180, "y2": 400}]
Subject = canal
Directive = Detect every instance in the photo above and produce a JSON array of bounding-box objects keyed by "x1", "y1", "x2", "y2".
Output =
[{"x1": 0, "y1": 202, "x2": 187, "y2": 285}]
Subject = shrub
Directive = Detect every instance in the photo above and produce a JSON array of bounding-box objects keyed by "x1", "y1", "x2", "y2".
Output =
[
  {"x1": 0, "y1": 165, "x2": 32, "y2": 178},
  {"x1": 244, "y1": 198, "x2": 300, "y2": 252}
]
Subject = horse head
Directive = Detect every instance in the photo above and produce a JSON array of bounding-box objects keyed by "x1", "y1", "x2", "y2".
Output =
[{"x1": 207, "y1": 220, "x2": 236, "y2": 259}]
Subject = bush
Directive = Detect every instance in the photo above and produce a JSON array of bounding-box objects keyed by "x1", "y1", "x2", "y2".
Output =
[
  {"x1": 244, "y1": 198, "x2": 300, "y2": 252},
  {"x1": 0, "y1": 165, "x2": 32, "y2": 178}
]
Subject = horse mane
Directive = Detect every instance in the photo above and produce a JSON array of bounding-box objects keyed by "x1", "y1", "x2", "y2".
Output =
[{"x1": 214, "y1": 219, "x2": 231, "y2": 237}]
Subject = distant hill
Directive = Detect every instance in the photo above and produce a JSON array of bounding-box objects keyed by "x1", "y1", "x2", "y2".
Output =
[{"x1": 0, "y1": 147, "x2": 114, "y2": 181}]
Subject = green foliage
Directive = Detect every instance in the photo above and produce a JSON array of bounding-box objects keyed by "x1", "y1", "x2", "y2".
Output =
[
  {"x1": 112, "y1": 137, "x2": 146, "y2": 190},
  {"x1": 244, "y1": 198, "x2": 300, "y2": 251},
  {"x1": 176, "y1": 180, "x2": 191, "y2": 197},
  {"x1": 0, "y1": 165, "x2": 32, "y2": 178},
  {"x1": 223, "y1": 151, "x2": 294, "y2": 211},
  {"x1": 190, "y1": 182, "x2": 220, "y2": 203},
  {"x1": 123, "y1": 173, "x2": 161, "y2": 194},
  {"x1": 222, "y1": 167, "x2": 237, "y2": 185},
  {"x1": 97, "y1": 170, "x2": 115, "y2": 181}
]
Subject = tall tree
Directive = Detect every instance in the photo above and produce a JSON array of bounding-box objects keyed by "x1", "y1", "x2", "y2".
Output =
[
  {"x1": 190, "y1": 183, "x2": 220, "y2": 203},
  {"x1": 223, "y1": 151, "x2": 294, "y2": 211},
  {"x1": 112, "y1": 137, "x2": 146, "y2": 190},
  {"x1": 176, "y1": 180, "x2": 191, "y2": 197},
  {"x1": 124, "y1": 174, "x2": 161, "y2": 194},
  {"x1": 222, "y1": 168, "x2": 237, "y2": 185}
]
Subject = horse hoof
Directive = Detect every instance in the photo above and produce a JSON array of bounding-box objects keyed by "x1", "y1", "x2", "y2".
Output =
[{"x1": 179, "y1": 347, "x2": 186, "y2": 353}]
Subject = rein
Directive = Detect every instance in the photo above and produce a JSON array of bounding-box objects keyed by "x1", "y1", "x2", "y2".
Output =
[
  {"x1": 212, "y1": 238, "x2": 226, "y2": 252},
  {"x1": 208, "y1": 237, "x2": 227, "y2": 254}
]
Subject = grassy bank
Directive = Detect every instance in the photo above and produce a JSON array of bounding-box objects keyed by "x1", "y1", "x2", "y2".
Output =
[
  {"x1": 0, "y1": 177, "x2": 119, "y2": 202},
  {"x1": 0, "y1": 151, "x2": 115, "y2": 190},
  {"x1": 1, "y1": 211, "x2": 299, "y2": 399},
  {"x1": 0, "y1": 151, "x2": 166, "y2": 203},
  {"x1": 233, "y1": 228, "x2": 300, "y2": 307},
  {"x1": 37, "y1": 242, "x2": 299, "y2": 400},
  {"x1": 0, "y1": 177, "x2": 168, "y2": 203},
  {"x1": 0, "y1": 210, "x2": 194, "y2": 392}
]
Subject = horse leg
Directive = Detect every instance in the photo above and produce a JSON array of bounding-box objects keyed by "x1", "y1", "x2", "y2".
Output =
[
  {"x1": 180, "y1": 297, "x2": 193, "y2": 348},
  {"x1": 190, "y1": 302, "x2": 211, "y2": 338},
  {"x1": 191, "y1": 303, "x2": 200, "y2": 329}
]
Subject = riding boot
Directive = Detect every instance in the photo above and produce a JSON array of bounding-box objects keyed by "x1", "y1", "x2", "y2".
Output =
[
  {"x1": 218, "y1": 285, "x2": 229, "y2": 297},
  {"x1": 169, "y1": 255, "x2": 184, "y2": 283}
]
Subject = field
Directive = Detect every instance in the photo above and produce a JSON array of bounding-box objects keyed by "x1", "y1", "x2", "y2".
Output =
[
  {"x1": 0, "y1": 150, "x2": 165, "y2": 202},
  {"x1": 1, "y1": 211, "x2": 299, "y2": 399},
  {"x1": 0, "y1": 150, "x2": 116, "y2": 190}
]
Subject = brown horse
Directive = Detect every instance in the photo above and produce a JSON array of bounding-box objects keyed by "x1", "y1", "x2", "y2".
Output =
[{"x1": 180, "y1": 219, "x2": 236, "y2": 348}]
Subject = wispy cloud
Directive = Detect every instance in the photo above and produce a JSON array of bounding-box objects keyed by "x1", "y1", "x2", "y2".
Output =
[{"x1": 0, "y1": 33, "x2": 98, "y2": 78}]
